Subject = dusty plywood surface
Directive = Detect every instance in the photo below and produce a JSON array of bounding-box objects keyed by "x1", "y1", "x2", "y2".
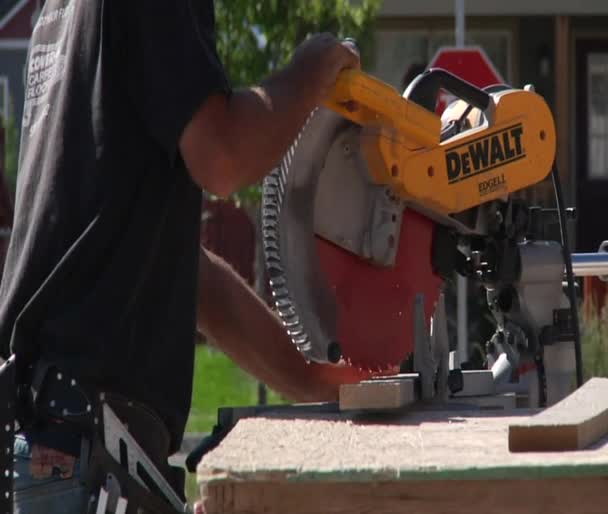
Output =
[
  {"x1": 197, "y1": 408, "x2": 608, "y2": 485},
  {"x1": 509, "y1": 377, "x2": 608, "y2": 452}
]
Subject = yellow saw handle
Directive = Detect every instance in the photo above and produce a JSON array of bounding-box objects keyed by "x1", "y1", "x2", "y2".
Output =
[{"x1": 324, "y1": 69, "x2": 441, "y2": 148}]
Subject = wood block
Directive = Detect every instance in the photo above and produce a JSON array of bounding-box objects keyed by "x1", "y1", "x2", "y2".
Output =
[
  {"x1": 452, "y1": 369, "x2": 495, "y2": 397},
  {"x1": 339, "y1": 376, "x2": 416, "y2": 411},
  {"x1": 509, "y1": 377, "x2": 608, "y2": 452}
]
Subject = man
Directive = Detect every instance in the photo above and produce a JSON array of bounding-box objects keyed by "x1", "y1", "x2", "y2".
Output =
[{"x1": 0, "y1": 0, "x2": 366, "y2": 512}]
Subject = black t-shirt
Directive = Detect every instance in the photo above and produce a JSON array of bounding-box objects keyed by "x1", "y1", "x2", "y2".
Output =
[{"x1": 0, "y1": 0, "x2": 229, "y2": 452}]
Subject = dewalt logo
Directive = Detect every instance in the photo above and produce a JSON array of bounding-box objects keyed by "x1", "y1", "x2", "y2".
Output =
[{"x1": 445, "y1": 124, "x2": 525, "y2": 184}]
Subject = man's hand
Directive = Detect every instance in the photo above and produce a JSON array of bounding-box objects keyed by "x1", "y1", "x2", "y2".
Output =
[{"x1": 288, "y1": 33, "x2": 360, "y2": 103}]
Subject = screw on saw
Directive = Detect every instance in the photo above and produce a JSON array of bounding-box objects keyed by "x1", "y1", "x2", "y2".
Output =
[{"x1": 327, "y1": 342, "x2": 342, "y2": 364}]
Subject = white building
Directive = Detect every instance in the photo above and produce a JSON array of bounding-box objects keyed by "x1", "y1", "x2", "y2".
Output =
[{"x1": 372, "y1": 0, "x2": 608, "y2": 251}]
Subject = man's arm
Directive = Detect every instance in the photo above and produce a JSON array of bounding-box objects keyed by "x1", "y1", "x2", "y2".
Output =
[
  {"x1": 180, "y1": 34, "x2": 359, "y2": 197},
  {"x1": 196, "y1": 247, "x2": 369, "y2": 402}
]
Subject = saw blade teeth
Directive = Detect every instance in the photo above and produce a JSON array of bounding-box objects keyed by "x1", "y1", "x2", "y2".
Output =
[
  {"x1": 264, "y1": 244, "x2": 279, "y2": 254},
  {"x1": 280, "y1": 162, "x2": 289, "y2": 183},
  {"x1": 266, "y1": 263, "x2": 284, "y2": 275},
  {"x1": 263, "y1": 234, "x2": 278, "y2": 245},
  {"x1": 264, "y1": 250, "x2": 281, "y2": 262},
  {"x1": 287, "y1": 328, "x2": 305, "y2": 338},
  {"x1": 261, "y1": 112, "x2": 322, "y2": 361},
  {"x1": 264, "y1": 190, "x2": 278, "y2": 202},
  {"x1": 263, "y1": 195, "x2": 278, "y2": 206},
  {"x1": 262, "y1": 208, "x2": 279, "y2": 219},
  {"x1": 281, "y1": 317, "x2": 300, "y2": 328},
  {"x1": 271, "y1": 287, "x2": 289, "y2": 298},
  {"x1": 262, "y1": 230, "x2": 277, "y2": 241},
  {"x1": 275, "y1": 298, "x2": 293, "y2": 309},
  {"x1": 264, "y1": 176, "x2": 279, "y2": 187},
  {"x1": 282, "y1": 319, "x2": 300, "y2": 329},
  {"x1": 292, "y1": 334, "x2": 309, "y2": 346},
  {"x1": 262, "y1": 218, "x2": 278, "y2": 229},
  {"x1": 269, "y1": 276, "x2": 286, "y2": 287},
  {"x1": 278, "y1": 306, "x2": 297, "y2": 318}
]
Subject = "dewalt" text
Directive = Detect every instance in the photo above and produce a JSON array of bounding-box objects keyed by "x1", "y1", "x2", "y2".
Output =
[{"x1": 446, "y1": 125, "x2": 525, "y2": 184}]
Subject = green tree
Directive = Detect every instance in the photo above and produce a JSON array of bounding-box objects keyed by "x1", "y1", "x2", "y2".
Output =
[
  {"x1": 213, "y1": 0, "x2": 381, "y2": 206},
  {"x1": 216, "y1": 0, "x2": 381, "y2": 88}
]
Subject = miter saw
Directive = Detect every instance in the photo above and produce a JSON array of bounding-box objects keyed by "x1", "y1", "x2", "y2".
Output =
[
  {"x1": 185, "y1": 64, "x2": 608, "y2": 473},
  {"x1": 262, "y1": 66, "x2": 587, "y2": 409}
]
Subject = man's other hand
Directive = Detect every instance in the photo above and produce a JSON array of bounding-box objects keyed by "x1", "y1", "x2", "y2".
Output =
[{"x1": 307, "y1": 361, "x2": 399, "y2": 402}]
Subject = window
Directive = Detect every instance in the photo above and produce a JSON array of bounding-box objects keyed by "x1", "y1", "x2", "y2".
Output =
[
  {"x1": 373, "y1": 30, "x2": 512, "y2": 92},
  {"x1": 0, "y1": 77, "x2": 9, "y2": 123},
  {"x1": 587, "y1": 52, "x2": 608, "y2": 180}
]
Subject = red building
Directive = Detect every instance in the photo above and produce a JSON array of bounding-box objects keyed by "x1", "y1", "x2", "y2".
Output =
[{"x1": 0, "y1": 0, "x2": 40, "y2": 126}]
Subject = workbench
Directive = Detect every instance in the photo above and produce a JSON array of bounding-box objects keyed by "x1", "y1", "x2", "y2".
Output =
[{"x1": 196, "y1": 406, "x2": 608, "y2": 514}]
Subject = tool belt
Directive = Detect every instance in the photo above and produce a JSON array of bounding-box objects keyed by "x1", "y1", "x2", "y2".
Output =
[
  {"x1": 0, "y1": 357, "x2": 16, "y2": 514},
  {"x1": 1, "y1": 357, "x2": 187, "y2": 514}
]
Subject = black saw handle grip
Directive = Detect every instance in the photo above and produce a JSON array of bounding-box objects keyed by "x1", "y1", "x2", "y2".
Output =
[{"x1": 405, "y1": 68, "x2": 491, "y2": 113}]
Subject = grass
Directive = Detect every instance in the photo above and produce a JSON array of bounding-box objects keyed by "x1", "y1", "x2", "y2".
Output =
[
  {"x1": 183, "y1": 344, "x2": 287, "y2": 506},
  {"x1": 185, "y1": 344, "x2": 286, "y2": 434},
  {"x1": 581, "y1": 298, "x2": 608, "y2": 380},
  {"x1": 185, "y1": 474, "x2": 199, "y2": 508}
]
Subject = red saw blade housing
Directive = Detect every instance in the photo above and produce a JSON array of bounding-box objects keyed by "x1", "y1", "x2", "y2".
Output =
[{"x1": 316, "y1": 209, "x2": 442, "y2": 370}]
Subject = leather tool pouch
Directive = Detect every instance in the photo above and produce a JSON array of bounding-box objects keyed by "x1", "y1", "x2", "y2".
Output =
[
  {"x1": 0, "y1": 357, "x2": 16, "y2": 514},
  {"x1": 20, "y1": 361, "x2": 185, "y2": 513},
  {"x1": 83, "y1": 438, "x2": 182, "y2": 514}
]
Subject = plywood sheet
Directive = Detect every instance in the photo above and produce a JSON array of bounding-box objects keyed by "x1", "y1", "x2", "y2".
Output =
[
  {"x1": 198, "y1": 408, "x2": 608, "y2": 484},
  {"x1": 197, "y1": 406, "x2": 608, "y2": 514}
]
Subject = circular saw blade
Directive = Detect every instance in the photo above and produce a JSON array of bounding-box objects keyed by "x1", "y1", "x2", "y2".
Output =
[{"x1": 262, "y1": 108, "x2": 442, "y2": 369}]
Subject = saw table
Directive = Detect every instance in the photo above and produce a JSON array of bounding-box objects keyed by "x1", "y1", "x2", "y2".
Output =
[{"x1": 196, "y1": 405, "x2": 608, "y2": 514}]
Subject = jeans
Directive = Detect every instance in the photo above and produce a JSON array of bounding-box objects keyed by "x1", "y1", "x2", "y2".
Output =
[{"x1": 13, "y1": 433, "x2": 88, "y2": 514}]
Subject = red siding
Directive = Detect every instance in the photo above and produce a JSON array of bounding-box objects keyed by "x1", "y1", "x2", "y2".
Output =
[
  {"x1": 0, "y1": 127, "x2": 13, "y2": 274},
  {"x1": 0, "y1": 0, "x2": 36, "y2": 39},
  {"x1": 200, "y1": 200, "x2": 255, "y2": 285}
]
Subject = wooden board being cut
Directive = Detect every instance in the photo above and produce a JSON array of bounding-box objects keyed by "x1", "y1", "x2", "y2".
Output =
[
  {"x1": 509, "y1": 377, "x2": 608, "y2": 452},
  {"x1": 339, "y1": 375, "x2": 416, "y2": 411},
  {"x1": 197, "y1": 407, "x2": 608, "y2": 514}
]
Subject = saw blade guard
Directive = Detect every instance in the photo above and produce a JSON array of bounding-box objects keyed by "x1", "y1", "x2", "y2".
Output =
[{"x1": 262, "y1": 107, "x2": 442, "y2": 369}]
